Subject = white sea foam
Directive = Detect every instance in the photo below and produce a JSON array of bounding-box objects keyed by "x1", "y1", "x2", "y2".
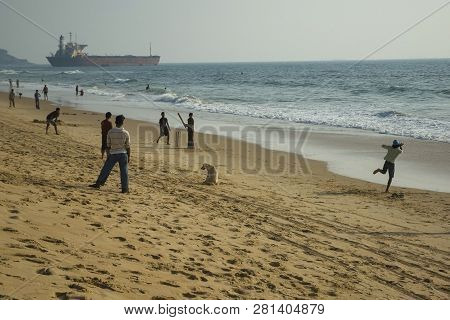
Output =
[
  {"x1": 155, "y1": 92, "x2": 203, "y2": 106},
  {"x1": 86, "y1": 87, "x2": 126, "y2": 100},
  {"x1": 59, "y1": 70, "x2": 84, "y2": 75},
  {"x1": 0, "y1": 69, "x2": 18, "y2": 75},
  {"x1": 149, "y1": 91, "x2": 449, "y2": 142},
  {"x1": 114, "y1": 78, "x2": 137, "y2": 83},
  {"x1": 2, "y1": 60, "x2": 448, "y2": 143}
]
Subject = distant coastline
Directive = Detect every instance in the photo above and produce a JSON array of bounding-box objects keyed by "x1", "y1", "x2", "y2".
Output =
[{"x1": 0, "y1": 48, "x2": 35, "y2": 66}]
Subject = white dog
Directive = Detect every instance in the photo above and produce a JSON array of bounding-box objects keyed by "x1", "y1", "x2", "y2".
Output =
[{"x1": 201, "y1": 163, "x2": 218, "y2": 185}]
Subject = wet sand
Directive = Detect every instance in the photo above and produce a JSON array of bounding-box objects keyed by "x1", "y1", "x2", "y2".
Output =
[{"x1": 0, "y1": 92, "x2": 449, "y2": 299}]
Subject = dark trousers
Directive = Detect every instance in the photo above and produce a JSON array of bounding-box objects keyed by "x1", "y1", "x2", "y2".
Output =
[
  {"x1": 187, "y1": 129, "x2": 194, "y2": 148},
  {"x1": 96, "y1": 153, "x2": 129, "y2": 191}
]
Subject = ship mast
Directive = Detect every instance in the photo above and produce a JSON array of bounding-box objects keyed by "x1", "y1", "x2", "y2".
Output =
[{"x1": 58, "y1": 35, "x2": 64, "y2": 55}]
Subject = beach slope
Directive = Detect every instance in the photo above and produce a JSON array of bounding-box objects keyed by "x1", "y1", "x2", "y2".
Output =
[{"x1": 0, "y1": 93, "x2": 449, "y2": 299}]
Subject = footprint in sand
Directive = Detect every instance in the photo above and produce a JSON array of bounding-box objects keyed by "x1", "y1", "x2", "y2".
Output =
[
  {"x1": 269, "y1": 261, "x2": 281, "y2": 268},
  {"x1": 41, "y1": 236, "x2": 66, "y2": 245},
  {"x1": 15, "y1": 253, "x2": 48, "y2": 264},
  {"x1": 151, "y1": 296, "x2": 175, "y2": 300},
  {"x1": 90, "y1": 222, "x2": 102, "y2": 229},
  {"x1": 37, "y1": 268, "x2": 53, "y2": 276},
  {"x1": 266, "y1": 282, "x2": 276, "y2": 290},
  {"x1": 138, "y1": 237, "x2": 152, "y2": 244},
  {"x1": 160, "y1": 281, "x2": 180, "y2": 288},
  {"x1": 55, "y1": 292, "x2": 85, "y2": 300},
  {"x1": 235, "y1": 268, "x2": 255, "y2": 278}
]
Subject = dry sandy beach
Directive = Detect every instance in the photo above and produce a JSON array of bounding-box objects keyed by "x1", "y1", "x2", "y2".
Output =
[{"x1": 0, "y1": 92, "x2": 449, "y2": 299}]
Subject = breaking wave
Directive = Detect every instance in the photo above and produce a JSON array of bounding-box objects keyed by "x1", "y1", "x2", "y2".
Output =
[
  {"x1": 114, "y1": 78, "x2": 137, "y2": 83},
  {"x1": 0, "y1": 69, "x2": 18, "y2": 75},
  {"x1": 374, "y1": 111, "x2": 406, "y2": 118},
  {"x1": 154, "y1": 92, "x2": 203, "y2": 106},
  {"x1": 59, "y1": 70, "x2": 84, "y2": 75}
]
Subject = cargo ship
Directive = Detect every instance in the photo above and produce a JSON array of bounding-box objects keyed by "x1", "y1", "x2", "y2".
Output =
[{"x1": 46, "y1": 34, "x2": 160, "y2": 67}]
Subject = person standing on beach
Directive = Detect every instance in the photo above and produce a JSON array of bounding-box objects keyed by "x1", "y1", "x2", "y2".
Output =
[
  {"x1": 156, "y1": 112, "x2": 171, "y2": 145},
  {"x1": 181, "y1": 113, "x2": 195, "y2": 149},
  {"x1": 146, "y1": 84, "x2": 150, "y2": 90},
  {"x1": 89, "y1": 115, "x2": 130, "y2": 193},
  {"x1": 9, "y1": 89, "x2": 15, "y2": 108},
  {"x1": 8, "y1": 79, "x2": 12, "y2": 88},
  {"x1": 42, "y1": 85, "x2": 49, "y2": 100},
  {"x1": 46, "y1": 107, "x2": 60, "y2": 135},
  {"x1": 101, "y1": 112, "x2": 113, "y2": 158},
  {"x1": 34, "y1": 90, "x2": 41, "y2": 109},
  {"x1": 76, "y1": 85, "x2": 79, "y2": 96},
  {"x1": 16, "y1": 79, "x2": 19, "y2": 88},
  {"x1": 373, "y1": 139, "x2": 404, "y2": 193}
]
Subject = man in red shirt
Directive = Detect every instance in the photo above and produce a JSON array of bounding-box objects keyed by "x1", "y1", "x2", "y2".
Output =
[{"x1": 101, "y1": 112, "x2": 113, "y2": 158}]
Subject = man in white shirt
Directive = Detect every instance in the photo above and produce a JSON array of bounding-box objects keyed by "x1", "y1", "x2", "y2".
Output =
[
  {"x1": 90, "y1": 115, "x2": 130, "y2": 193},
  {"x1": 373, "y1": 139, "x2": 404, "y2": 193}
]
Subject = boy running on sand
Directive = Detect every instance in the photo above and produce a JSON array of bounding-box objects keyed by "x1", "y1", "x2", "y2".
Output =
[{"x1": 373, "y1": 139, "x2": 404, "y2": 193}]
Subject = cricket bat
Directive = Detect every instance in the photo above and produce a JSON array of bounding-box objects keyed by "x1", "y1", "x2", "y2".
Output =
[{"x1": 177, "y1": 113, "x2": 187, "y2": 127}]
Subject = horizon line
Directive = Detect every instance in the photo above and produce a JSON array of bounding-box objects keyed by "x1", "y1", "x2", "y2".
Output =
[{"x1": 10, "y1": 56, "x2": 450, "y2": 67}]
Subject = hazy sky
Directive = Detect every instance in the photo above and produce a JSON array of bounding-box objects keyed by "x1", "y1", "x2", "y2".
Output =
[{"x1": 1, "y1": 0, "x2": 449, "y2": 64}]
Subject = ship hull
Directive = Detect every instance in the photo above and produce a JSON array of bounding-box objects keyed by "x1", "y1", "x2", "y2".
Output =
[{"x1": 46, "y1": 55, "x2": 160, "y2": 67}]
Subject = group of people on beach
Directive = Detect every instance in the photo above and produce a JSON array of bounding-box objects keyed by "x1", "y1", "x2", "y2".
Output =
[
  {"x1": 155, "y1": 111, "x2": 195, "y2": 148},
  {"x1": 89, "y1": 111, "x2": 195, "y2": 193},
  {"x1": 8, "y1": 79, "x2": 49, "y2": 110},
  {"x1": 90, "y1": 113, "x2": 130, "y2": 193},
  {"x1": 7, "y1": 79, "x2": 60, "y2": 134},
  {"x1": 5, "y1": 80, "x2": 404, "y2": 194},
  {"x1": 88, "y1": 108, "x2": 402, "y2": 194}
]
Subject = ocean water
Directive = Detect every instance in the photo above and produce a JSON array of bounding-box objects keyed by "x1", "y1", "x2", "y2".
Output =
[
  {"x1": 1, "y1": 60, "x2": 450, "y2": 192},
  {"x1": 1, "y1": 59, "x2": 449, "y2": 143}
]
